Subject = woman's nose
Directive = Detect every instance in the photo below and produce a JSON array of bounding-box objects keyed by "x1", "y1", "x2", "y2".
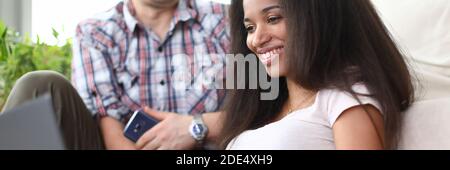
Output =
[{"x1": 252, "y1": 27, "x2": 271, "y2": 48}]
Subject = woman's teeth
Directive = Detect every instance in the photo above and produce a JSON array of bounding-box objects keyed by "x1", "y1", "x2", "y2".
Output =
[{"x1": 260, "y1": 47, "x2": 283, "y2": 65}]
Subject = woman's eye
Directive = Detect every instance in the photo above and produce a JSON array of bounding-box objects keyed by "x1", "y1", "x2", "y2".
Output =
[
  {"x1": 245, "y1": 25, "x2": 256, "y2": 33},
  {"x1": 267, "y1": 16, "x2": 281, "y2": 24}
]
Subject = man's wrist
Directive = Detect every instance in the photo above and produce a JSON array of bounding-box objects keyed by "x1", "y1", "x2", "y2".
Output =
[{"x1": 189, "y1": 114, "x2": 208, "y2": 144}]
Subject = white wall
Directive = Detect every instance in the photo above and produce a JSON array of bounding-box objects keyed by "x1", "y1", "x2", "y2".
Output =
[
  {"x1": 0, "y1": 0, "x2": 229, "y2": 45},
  {"x1": 30, "y1": 0, "x2": 230, "y2": 45},
  {"x1": 31, "y1": 0, "x2": 122, "y2": 45},
  {"x1": 0, "y1": 0, "x2": 31, "y2": 35}
]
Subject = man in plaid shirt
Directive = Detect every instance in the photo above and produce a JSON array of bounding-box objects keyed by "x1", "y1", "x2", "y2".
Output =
[{"x1": 1, "y1": 0, "x2": 229, "y2": 150}]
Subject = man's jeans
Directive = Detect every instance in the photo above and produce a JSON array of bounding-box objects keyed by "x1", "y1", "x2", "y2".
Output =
[{"x1": 1, "y1": 71, "x2": 104, "y2": 150}]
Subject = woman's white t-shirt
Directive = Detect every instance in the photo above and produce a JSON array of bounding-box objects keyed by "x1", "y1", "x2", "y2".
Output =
[{"x1": 226, "y1": 84, "x2": 382, "y2": 150}]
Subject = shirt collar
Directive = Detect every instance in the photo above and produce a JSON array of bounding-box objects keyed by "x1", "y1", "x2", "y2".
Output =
[
  {"x1": 123, "y1": 0, "x2": 138, "y2": 33},
  {"x1": 173, "y1": 0, "x2": 198, "y2": 23},
  {"x1": 123, "y1": 0, "x2": 198, "y2": 34}
]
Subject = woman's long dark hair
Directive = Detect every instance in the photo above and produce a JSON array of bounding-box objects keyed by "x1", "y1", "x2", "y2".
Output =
[{"x1": 219, "y1": 0, "x2": 414, "y2": 149}]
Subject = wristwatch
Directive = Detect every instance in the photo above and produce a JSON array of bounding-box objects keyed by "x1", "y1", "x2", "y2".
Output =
[{"x1": 189, "y1": 114, "x2": 208, "y2": 143}]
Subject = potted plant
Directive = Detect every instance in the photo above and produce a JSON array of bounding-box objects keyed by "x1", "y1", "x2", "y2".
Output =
[{"x1": 0, "y1": 21, "x2": 72, "y2": 110}]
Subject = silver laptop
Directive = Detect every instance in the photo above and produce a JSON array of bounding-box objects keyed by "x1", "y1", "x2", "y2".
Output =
[{"x1": 0, "y1": 94, "x2": 65, "y2": 150}]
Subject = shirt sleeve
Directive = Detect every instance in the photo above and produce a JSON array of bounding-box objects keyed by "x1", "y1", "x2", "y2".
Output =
[
  {"x1": 71, "y1": 22, "x2": 132, "y2": 122},
  {"x1": 203, "y1": 4, "x2": 230, "y2": 111},
  {"x1": 214, "y1": 9, "x2": 230, "y2": 111},
  {"x1": 325, "y1": 84, "x2": 383, "y2": 127},
  {"x1": 214, "y1": 4, "x2": 230, "y2": 53}
]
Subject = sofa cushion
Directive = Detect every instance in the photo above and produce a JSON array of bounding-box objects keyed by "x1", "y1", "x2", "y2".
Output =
[{"x1": 398, "y1": 98, "x2": 450, "y2": 149}]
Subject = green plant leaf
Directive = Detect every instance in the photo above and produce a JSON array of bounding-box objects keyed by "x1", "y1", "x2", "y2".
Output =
[
  {"x1": 0, "y1": 23, "x2": 9, "y2": 60},
  {"x1": 52, "y1": 28, "x2": 59, "y2": 39},
  {"x1": 0, "y1": 21, "x2": 7, "y2": 38},
  {"x1": 1, "y1": 27, "x2": 7, "y2": 39},
  {"x1": 0, "y1": 21, "x2": 73, "y2": 109}
]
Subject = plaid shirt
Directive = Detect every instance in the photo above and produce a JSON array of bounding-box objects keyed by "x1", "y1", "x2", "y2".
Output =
[{"x1": 72, "y1": 0, "x2": 230, "y2": 122}]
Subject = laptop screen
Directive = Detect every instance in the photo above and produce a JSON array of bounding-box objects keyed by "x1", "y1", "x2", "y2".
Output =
[{"x1": 0, "y1": 94, "x2": 65, "y2": 150}]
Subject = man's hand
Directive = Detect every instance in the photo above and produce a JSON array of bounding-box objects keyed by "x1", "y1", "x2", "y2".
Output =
[{"x1": 135, "y1": 106, "x2": 197, "y2": 150}]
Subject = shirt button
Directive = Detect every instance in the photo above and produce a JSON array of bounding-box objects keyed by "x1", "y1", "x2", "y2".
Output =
[
  {"x1": 160, "y1": 80, "x2": 166, "y2": 86},
  {"x1": 157, "y1": 46, "x2": 163, "y2": 52}
]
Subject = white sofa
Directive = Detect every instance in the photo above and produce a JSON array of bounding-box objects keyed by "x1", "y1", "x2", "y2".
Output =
[
  {"x1": 373, "y1": 0, "x2": 450, "y2": 100},
  {"x1": 372, "y1": 0, "x2": 450, "y2": 149},
  {"x1": 398, "y1": 98, "x2": 450, "y2": 149}
]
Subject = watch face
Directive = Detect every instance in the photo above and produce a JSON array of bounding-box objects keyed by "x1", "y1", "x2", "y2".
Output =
[{"x1": 193, "y1": 124, "x2": 204, "y2": 136}]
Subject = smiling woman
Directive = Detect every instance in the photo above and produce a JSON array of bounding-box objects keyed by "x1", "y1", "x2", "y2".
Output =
[
  {"x1": 219, "y1": 0, "x2": 415, "y2": 150},
  {"x1": 243, "y1": 1, "x2": 287, "y2": 77}
]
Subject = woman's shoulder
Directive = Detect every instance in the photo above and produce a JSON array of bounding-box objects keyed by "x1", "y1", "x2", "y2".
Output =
[
  {"x1": 318, "y1": 83, "x2": 371, "y2": 97},
  {"x1": 316, "y1": 83, "x2": 383, "y2": 126}
]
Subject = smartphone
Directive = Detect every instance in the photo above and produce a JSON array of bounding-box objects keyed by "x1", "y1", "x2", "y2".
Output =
[{"x1": 123, "y1": 110, "x2": 159, "y2": 142}]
